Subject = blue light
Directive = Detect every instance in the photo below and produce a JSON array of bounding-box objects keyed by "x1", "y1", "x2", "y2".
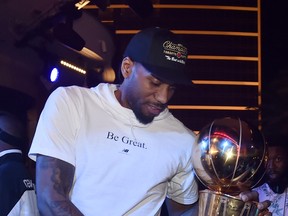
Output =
[
  {"x1": 201, "y1": 139, "x2": 209, "y2": 150},
  {"x1": 50, "y1": 67, "x2": 59, "y2": 82}
]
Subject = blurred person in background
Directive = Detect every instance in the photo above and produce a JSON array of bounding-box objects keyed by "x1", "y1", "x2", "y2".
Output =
[
  {"x1": 0, "y1": 111, "x2": 39, "y2": 216},
  {"x1": 253, "y1": 134, "x2": 288, "y2": 216}
]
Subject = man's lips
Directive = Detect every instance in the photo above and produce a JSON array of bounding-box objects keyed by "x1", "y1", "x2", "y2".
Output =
[
  {"x1": 147, "y1": 104, "x2": 165, "y2": 116},
  {"x1": 267, "y1": 171, "x2": 280, "y2": 178}
]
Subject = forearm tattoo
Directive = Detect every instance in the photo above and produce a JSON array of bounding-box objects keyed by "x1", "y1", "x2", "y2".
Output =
[{"x1": 38, "y1": 156, "x2": 83, "y2": 215}]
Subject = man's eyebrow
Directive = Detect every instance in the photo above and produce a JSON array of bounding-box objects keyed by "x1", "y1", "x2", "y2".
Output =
[{"x1": 150, "y1": 74, "x2": 175, "y2": 86}]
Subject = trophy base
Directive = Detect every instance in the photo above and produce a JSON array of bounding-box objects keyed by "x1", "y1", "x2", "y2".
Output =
[{"x1": 198, "y1": 190, "x2": 259, "y2": 216}]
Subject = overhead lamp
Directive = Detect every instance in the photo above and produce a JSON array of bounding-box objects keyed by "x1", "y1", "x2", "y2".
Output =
[
  {"x1": 75, "y1": 0, "x2": 91, "y2": 10},
  {"x1": 75, "y1": 0, "x2": 110, "y2": 11}
]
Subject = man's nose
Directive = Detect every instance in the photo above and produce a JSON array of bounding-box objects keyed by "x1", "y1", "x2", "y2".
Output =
[
  {"x1": 155, "y1": 86, "x2": 170, "y2": 104},
  {"x1": 267, "y1": 159, "x2": 275, "y2": 169}
]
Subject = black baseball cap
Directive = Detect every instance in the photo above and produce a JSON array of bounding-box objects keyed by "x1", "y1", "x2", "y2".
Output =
[
  {"x1": 123, "y1": 27, "x2": 192, "y2": 85},
  {"x1": 0, "y1": 111, "x2": 25, "y2": 148}
]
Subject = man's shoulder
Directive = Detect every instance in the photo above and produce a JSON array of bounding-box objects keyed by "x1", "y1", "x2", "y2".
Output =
[
  {"x1": 52, "y1": 83, "x2": 113, "y2": 97},
  {"x1": 166, "y1": 113, "x2": 196, "y2": 136},
  {"x1": 53, "y1": 85, "x2": 91, "y2": 95},
  {"x1": 50, "y1": 85, "x2": 98, "y2": 103}
]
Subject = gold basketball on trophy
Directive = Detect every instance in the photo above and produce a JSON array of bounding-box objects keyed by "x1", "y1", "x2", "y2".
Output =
[{"x1": 192, "y1": 117, "x2": 267, "y2": 216}]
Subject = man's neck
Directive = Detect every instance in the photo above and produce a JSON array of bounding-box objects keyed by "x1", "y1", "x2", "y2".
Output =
[{"x1": 268, "y1": 179, "x2": 288, "y2": 194}]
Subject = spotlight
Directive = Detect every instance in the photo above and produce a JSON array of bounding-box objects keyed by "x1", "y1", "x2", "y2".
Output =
[
  {"x1": 44, "y1": 59, "x2": 87, "y2": 83},
  {"x1": 44, "y1": 62, "x2": 61, "y2": 83},
  {"x1": 50, "y1": 67, "x2": 60, "y2": 82},
  {"x1": 41, "y1": 51, "x2": 59, "y2": 82},
  {"x1": 40, "y1": 62, "x2": 61, "y2": 91}
]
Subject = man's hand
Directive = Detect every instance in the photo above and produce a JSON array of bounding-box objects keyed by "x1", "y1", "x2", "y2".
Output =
[{"x1": 239, "y1": 191, "x2": 272, "y2": 216}]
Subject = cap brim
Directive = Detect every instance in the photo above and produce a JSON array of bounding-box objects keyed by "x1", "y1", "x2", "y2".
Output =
[{"x1": 142, "y1": 63, "x2": 193, "y2": 86}]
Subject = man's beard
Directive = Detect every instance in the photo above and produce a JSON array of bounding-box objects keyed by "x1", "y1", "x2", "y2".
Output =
[
  {"x1": 267, "y1": 181, "x2": 287, "y2": 194},
  {"x1": 127, "y1": 93, "x2": 166, "y2": 124},
  {"x1": 132, "y1": 107, "x2": 154, "y2": 124},
  {"x1": 130, "y1": 101, "x2": 165, "y2": 124},
  {"x1": 266, "y1": 172, "x2": 288, "y2": 194}
]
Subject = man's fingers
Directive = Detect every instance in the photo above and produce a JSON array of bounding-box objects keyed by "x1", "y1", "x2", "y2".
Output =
[
  {"x1": 257, "y1": 200, "x2": 271, "y2": 210},
  {"x1": 239, "y1": 191, "x2": 259, "y2": 202},
  {"x1": 239, "y1": 191, "x2": 271, "y2": 215},
  {"x1": 258, "y1": 208, "x2": 272, "y2": 216}
]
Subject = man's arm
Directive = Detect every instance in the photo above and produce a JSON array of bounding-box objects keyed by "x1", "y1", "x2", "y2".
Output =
[
  {"x1": 165, "y1": 198, "x2": 198, "y2": 216},
  {"x1": 165, "y1": 191, "x2": 271, "y2": 216},
  {"x1": 35, "y1": 155, "x2": 84, "y2": 216}
]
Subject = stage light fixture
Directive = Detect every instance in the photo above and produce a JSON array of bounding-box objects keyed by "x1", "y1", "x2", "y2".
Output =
[
  {"x1": 60, "y1": 60, "x2": 86, "y2": 74},
  {"x1": 42, "y1": 59, "x2": 88, "y2": 90},
  {"x1": 50, "y1": 67, "x2": 60, "y2": 82},
  {"x1": 45, "y1": 59, "x2": 86, "y2": 84},
  {"x1": 75, "y1": 0, "x2": 90, "y2": 10},
  {"x1": 53, "y1": 23, "x2": 86, "y2": 51},
  {"x1": 41, "y1": 52, "x2": 60, "y2": 84},
  {"x1": 44, "y1": 62, "x2": 61, "y2": 83}
]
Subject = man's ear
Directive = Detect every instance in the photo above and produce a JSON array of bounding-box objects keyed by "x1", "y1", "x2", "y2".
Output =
[{"x1": 121, "y1": 57, "x2": 133, "y2": 78}]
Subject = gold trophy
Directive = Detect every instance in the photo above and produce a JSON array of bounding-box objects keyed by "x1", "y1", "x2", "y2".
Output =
[{"x1": 192, "y1": 117, "x2": 267, "y2": 216}]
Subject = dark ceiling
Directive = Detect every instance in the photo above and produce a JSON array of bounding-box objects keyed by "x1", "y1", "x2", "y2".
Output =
[{"x1": 0, "y1": 0, "x2": 287, "y2": 133}]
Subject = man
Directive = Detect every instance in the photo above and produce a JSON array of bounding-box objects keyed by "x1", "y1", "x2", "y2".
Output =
[
  {"x1": 0, "y1": 111, "x2": 39, "y2": 216},
  {"x1": 253, "y1": 135, "x2": 288, "y2": 216},
  {"x1": 29, "y1": 27, "x2": 270, "y2": 216}
]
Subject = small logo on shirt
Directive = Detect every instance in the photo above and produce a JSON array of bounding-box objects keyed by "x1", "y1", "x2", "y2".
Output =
[
  {"x1": 23, "y1": 179, "x2": 34, "y2": 189},
  {"x1": 121, "y1": 148, "x2": 129, "y2": 154}
]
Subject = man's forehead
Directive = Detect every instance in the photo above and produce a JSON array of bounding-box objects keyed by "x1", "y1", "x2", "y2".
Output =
[
  {"x1": 135, "y1": 61, "x2": 176, "y2": 86},
  {"x1": 268, "y1": 146, "x2": 287, "y2": 155}
]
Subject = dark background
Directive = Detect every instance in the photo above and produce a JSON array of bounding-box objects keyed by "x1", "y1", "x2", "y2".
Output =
[{"x1": 261, "y1": 1, "x2": 288, "y2": 139}]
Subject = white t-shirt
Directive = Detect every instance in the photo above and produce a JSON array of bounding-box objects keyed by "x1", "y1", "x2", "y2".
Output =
[
  {"x1": 29, "y1": 83, "x2": 198, "y2": 216},
  {"x1": 253, "y1": 183, "x2": 288, "y2": 216}
]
